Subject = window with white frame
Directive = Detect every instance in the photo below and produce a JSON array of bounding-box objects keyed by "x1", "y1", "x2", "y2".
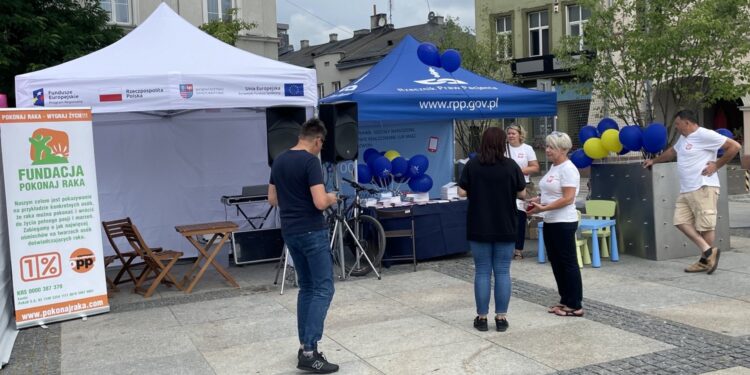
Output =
[
  {"x1": 206, "y1": 0, "x2": 233, "y2": 22},
  {"x1": 528, "y1": 10, "x2": 549, "y2": 57},
  {"x1": 332, "y1": 81, "x2": 341, "y2": 92},
  {"x1": 567, "y1": 5, "x2": 591, "y2": 50},
  {"x1": 495, "y1": 15, "x2": 512, "y2": 60},
  {"x1": 317, "y1": 83, "x2": 325, "y2": 98},
  {"x1": 100, "y1": 0, "x2": 131, "y2": 24}
]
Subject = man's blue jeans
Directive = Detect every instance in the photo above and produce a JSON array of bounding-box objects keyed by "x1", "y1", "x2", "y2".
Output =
[
  {"x1": 284, "y1": 229, "x2": 335, "y2": 351},
  {"x1": 469, "y1": 241, "x2": 514, "y2": 315}
]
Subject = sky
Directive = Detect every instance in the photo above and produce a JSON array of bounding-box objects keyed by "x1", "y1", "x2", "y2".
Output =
[{"x1": 276, "y1": 0, "x2": 476, "y2": 50}]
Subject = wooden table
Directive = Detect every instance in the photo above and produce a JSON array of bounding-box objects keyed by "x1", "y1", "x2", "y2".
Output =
[{"x1": 175, "y1": 221, "x2": 240, "y2": 293}]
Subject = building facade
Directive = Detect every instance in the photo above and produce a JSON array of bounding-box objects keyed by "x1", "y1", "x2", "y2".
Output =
[
  {"x1": 475, "y1": 0, "x2": 749, "y2": 153},
  {"x1": 280, "y1": 12, "x2": 446, "y2": 99},
  {"x1": 99, "y1": 0, "x2": 279, "y2": 59}
]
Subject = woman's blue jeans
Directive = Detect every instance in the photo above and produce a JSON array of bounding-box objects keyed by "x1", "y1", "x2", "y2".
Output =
[
  {"x1": 283, "y1": 229, "x2": 335, "y2": 351},
  {"x1": 469, "y1": 241, "x2": 514, "y2": 315}
]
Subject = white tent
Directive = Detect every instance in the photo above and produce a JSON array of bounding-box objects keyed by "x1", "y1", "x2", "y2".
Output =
[
  {"x1": 15, "y1": 3, "x2": 317, "y2": 112},
  {"x1": 2, "y1": 4, "x2": 316, "y2": 362}
]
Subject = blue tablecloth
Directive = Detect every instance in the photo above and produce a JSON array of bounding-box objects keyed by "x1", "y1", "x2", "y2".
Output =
[{"x1": 371, "y1": 200, "x2": 469, "y2": 261}]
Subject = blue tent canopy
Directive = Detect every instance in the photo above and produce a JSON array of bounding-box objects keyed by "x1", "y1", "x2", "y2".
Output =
[{"x1": 321, "y1": 35, "x2": 557, "y2": 121}]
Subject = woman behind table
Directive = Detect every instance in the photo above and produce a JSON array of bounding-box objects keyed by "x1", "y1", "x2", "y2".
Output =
[
  {"x1": 458, "y1": 127, "x2": 526, "y2": 332},
  {"x1": 528, "y1": 131, "x2": 583, "y2": 317},
  {"x1": 505, "y1": 124, "x2": 540, "y2": 260}
]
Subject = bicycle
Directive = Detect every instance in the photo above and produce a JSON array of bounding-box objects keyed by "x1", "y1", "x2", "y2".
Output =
[{"x1": 326, "y1": 178, "x2": 386, "y2": 278}]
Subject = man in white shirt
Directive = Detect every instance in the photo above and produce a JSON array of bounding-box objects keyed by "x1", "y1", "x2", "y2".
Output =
[{"x1": 643, "y1": 109, "x2": 741, "y2": 274}]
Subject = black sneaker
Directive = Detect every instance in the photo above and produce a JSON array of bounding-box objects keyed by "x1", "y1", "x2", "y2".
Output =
[
  {"x1": 473, "y1": 316, "x2": 488, "y2": 331},
  {"x1": 297, "y1": 351, "x2": 339, "y2": 374},
  {"x1": 495, "y1": 318, "x2": 509, "y2": 332}
]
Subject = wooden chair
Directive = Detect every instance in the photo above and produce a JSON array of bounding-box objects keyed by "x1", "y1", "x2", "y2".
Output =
[
  {"x1": 121, "y1": 223, "x2": 184, "y2": 298},
  {"x1": 582, "y1": 200, "x2": 617, "y2": 258},
  {"x1": 377, "y1": 208, "x2": 417, "y2": 272},
  {"x1": 102, "y1": 217, "x2": 162, "y2": 288}
]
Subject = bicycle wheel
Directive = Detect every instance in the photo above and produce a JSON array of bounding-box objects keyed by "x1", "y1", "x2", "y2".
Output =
[{"x1": 343, "y1": 214, "x2": 385, "y2": 277}]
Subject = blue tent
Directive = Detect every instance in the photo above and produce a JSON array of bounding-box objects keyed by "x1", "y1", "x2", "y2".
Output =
[{"x1": 320, "y1": 35, "x2": 557, "y2": 121}]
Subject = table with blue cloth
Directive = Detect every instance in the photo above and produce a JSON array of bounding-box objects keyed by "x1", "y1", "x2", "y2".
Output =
[{"x1": 370, "y1": 200, "x2": 470, "y2": 261}]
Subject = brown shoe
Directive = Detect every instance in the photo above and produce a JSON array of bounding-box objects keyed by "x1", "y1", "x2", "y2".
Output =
[
  {"x1": 684, "y1": 260, "x2": 709, "y2": 273},
  {"x1": 705, "y1": 247, "x2": 721, "y2": 275}
]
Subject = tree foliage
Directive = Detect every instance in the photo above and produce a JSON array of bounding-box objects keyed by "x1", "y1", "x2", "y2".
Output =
[
  {"x1": 437, "y1": 18, "x2": 515, "y2": 156},
  {"x1": 199, "y1": 9, "x2": 256, "y2": 46},
  {"x1": 556, "y1": 0, "x2": 750, "y2": 141},
  {"x1": 0, "y1": 0, "x2": 123, "y2": 106}
]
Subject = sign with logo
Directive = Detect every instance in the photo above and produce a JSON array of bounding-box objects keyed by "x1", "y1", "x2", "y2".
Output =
[{"x1": 0, "y1": 108, "x2": 109, "y2": 328}]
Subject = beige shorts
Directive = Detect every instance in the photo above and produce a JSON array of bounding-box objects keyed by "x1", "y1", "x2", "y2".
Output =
[{"x1": 673, "y1": 186, "x2": 720, "y2": 232}]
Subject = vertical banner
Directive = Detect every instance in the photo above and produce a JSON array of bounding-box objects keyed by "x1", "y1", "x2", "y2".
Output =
[{"x1": 0, "y1": 108, "x2": 108, "y2": 328}]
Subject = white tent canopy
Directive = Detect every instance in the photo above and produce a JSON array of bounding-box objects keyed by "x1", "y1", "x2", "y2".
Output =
[{"x1": 15, "y1": 3, "x2": 317, "y2": 112}]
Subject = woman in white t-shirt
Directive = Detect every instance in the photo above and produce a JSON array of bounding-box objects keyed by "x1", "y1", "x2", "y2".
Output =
[
  {"x1": 528, "y1": 131, "x2": 583, "y2": 317},
  {"x1": 506, "y1": 124, "x2": 539, "y2": 260}
]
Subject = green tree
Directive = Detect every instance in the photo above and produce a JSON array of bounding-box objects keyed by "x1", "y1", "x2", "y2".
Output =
[
  {"x1": 556, "y1": 0, "x2": 750, "y2": 142},
  {"x1": 199, "y1": 9, "x2": 256, "y2": 46},
  {"x1": 437, "y1": 18, "x2": 515, "y2": 156},
  {"x1": 0, "y1": 0, "x2": 123, "y2": 106}
]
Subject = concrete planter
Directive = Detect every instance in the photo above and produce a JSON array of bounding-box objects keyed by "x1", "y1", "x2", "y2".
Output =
[{"x1": 590, "y1": 162, "x2": 730, "y2": 260}]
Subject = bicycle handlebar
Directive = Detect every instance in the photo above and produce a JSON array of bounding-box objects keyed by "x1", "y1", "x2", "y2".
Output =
[{"x1": 342, "y1": 178, "x2": 379, "y2": 194}]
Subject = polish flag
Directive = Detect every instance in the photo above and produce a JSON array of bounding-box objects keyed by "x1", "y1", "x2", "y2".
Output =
[{"x1": 99, "y1": 88, "x2": 122, "y2": 102}]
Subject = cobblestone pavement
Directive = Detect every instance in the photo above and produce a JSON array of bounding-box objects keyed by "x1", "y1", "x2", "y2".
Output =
[
  {"x1": 423, "y1": 258, "x2": 750, "y2": 375},
  {"x1": 5, "y1": 254, "x2": 749, "y2": 374}
]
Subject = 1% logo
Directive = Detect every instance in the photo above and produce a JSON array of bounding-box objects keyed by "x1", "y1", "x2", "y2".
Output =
[{"x1": 20, "y1": 252, "x2": 62, "y2": 281}]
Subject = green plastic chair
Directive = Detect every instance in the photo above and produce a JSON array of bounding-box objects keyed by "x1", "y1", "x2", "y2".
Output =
[
  {"x1": 582, "y1": 200, "x2": 617, "y2": 258},
  {"x1": 575, "y1": 210, "x2": 590, "y2": 268}
]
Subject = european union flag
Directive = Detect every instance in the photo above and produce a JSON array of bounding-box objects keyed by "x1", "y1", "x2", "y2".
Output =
[{"x1": 284, "y1": 83, "x2": 304, "y2": 97}]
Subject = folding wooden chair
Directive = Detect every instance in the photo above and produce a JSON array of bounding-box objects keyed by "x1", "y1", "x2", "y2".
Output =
[
  {"x1": 121, "y1": 223, "x2": 184, "y2": 298},
  {"x1": 102, "y1": 217, "x2": 163, "y2": 287}
]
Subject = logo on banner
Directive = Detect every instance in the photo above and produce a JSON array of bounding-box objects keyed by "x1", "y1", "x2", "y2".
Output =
[
  {"x1": 33, "y1": 89, "x2": 45, "y2": 106},
  {"x1": 99, "y1": 88, "x2": 123, "y2": 102},
  {"x1": 414, "y1": 67, "x2": 467, "y2": 85},
  {"x1": 284, "y1": 83, "x2": 304, "y2": 96},
  {"x1": 29, "y1": 128, "x2": 69, "y2": 165},
  {"x1": 179, "y1": 84, "x2": 194, "y2": 99},
  {"x1": 69, "y1": 248, "x2": 95, "y2": 273}
]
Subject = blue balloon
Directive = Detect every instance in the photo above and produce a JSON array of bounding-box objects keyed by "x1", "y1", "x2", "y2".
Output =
[
  {"x1": 417, "y1": 42, "x2": 441, "y2": 67},
  {"x1": 390, "y1": 156, "x2": 408, "y2": 177},
  {"x1": 642, "y1": 123, "x2": 668, "y2": 153},
  {"x1": 716, "y1": 128, "x2": 733, "y2": 138},
  {"x1": 619, "y1": 125, "x2": 643, "y2": 151},
  {"x1": 356, "y1": 163, "x2": 372, "y2": 184},
  {"x1": 369, "y1": 156, "x2": 392, "y2": 179},
  {"x1": 597, "y1": 118, "x2": 619, "y2": 135},
  {"x1": 440, "y1": 49, "x2": 462, "y2": 73},
  {"x1": 619, "y1": 146, "x2": 631, "y2": 155},
  {"x1": 579, "y1": 126, "x2": 599, "y2": 144},
  {"x1": 408, "y1": 154, "x2": 429, "y2": 177},
  {"x1": 570, "y1": 149, "x2": 593, "y2": 169},
  {"x1": 408, "y1": 174, "x2": 433, "y2": 193},
  {"x1": 394, "y1": 167, "x2": 413, "y2": 183},
  {"x1": 363, "y1": 148, "x2": 380, "y2": 163}
]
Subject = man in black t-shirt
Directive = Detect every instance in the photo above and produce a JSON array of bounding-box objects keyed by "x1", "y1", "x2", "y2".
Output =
[{"x1": 269, "y1": 118, "x2": 339, "y2": 373}]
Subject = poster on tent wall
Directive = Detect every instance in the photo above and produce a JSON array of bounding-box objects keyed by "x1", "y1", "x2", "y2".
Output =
[
  {"x1": 335, "y1": 120, "x2": 454, "y2": 198},
  {"x1": 0, "y1": 108, "x2": 108, "y2": 328}
]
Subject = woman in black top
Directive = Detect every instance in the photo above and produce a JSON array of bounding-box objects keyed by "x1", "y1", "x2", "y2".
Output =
[{"x1": 458, "y1": 127, "x2": 526, "y2": 332}]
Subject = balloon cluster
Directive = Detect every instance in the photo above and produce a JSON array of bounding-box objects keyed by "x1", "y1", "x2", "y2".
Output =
[
  {"x1": 716, "y1": 128, "x2": 734, "y2": 157},
  {"x1": 570, "y1": 118, "x2": 669, "y2": 169},
  {"x1": 357, "y1": 148, "x2": 433, "y2": 192},
  {"x1": 417, "y1": 42, "x2": 462, "y2": 72}
]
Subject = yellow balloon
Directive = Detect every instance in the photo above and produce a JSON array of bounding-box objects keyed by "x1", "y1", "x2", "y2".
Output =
[
  {"x1": 583, "y1": 138, "x2": 608, "y2": 159},
  {"x1": 384, "y1": 150, "x2": 401, "y2": 161},
  {"x1": 601, "y1": 129, "x2": 623, "y2": 153}
]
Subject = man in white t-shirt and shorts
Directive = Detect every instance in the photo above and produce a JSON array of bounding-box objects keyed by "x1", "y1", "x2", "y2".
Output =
[{"x1": 643, "y1": 109, "x2": 741, "y2": 274}]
